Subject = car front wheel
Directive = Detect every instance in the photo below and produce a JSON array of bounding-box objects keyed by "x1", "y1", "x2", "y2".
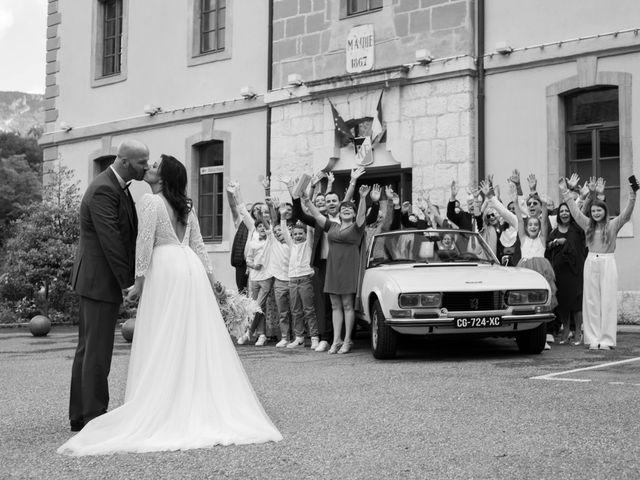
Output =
[
  {"x1": 516, "y1": 322, "x2": 546, "y2": 354},
  {"x1": 371, "y1": 299, "x2": 397, "y2": 359}
]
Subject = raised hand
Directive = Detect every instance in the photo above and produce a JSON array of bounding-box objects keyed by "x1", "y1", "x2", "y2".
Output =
[
  {"x1": 326, "y1": 172, "x2": 335, "y2": 184},
  {"x1": 260, "y1": 176, "x2": 271, "y2": 190},
  {"x1": 527, "y1": 173, "x2": 537, "y2": 192},
  {"x1": 311, "y1": 171, "x2": 326, "y2": 186},
  {"x1": 226, "y1": 181, "x2": 238, "y2": 195},
  {"x1": 358, "y1": 184, "x2": 371, "y2": 198},
  {"x1": 384, "y1": 185, "x2": 394, "y2": 199},
  {"x1": 401, "y1": 201, "x2": 411, "y2": 214},
  {"x1": 509, "y1": 169, "x2": 521, "y2": 186},
  {"x1": 494, "y1": 184, "x2": 501, "y2": 200},
  {"x1": 567, "y1": 173, "x2": 580, "y2": 190},
  {"x1": 392, "y1": 192, "x2": 401, "y2": 207},
  {"x1": 588, "y1": 176, "x2": 597, "y2": 193},
  {"x1": 596, "y1": 177, "x2": 606, "y2": 195},
  {"x1": 370, "y1": 184, "x2": 382, "y2": 202},
  {"x1": 450, "y1": 180, "x2": 458, "y2": 199},
  {"x1": 487, "y1": 174, "x2": 494, "y2": 187},
  {"x1": 479, "y1": 179, "x2": 491, "y2": 197},
  {"x1": 351, "y1": 166, "x2": 366, "y2": 180},
  {"x1": 558, "y1": 176, "x2": 569, "y2": 194}
]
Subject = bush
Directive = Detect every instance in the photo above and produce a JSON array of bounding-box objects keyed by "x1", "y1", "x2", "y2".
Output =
[{"x1": 0, "y1": 164, "x2": 80, "y2": 323}]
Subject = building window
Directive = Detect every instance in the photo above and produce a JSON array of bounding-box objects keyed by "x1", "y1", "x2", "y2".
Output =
[
  {"x1": 197, "y1": 141, "x2": 224, "y2": 242},
  {"x1": 95, "y1": 155, "x2": 116, "y2": 176},
  {"x1": 188, "y1": 0, "x2": 232, "y2": 66},
  {"x1": 92, "y1": 0, "x2": 128, "y2": 87},
  {"x1": 347, "y1": 0, "x2": 382, "y2": 16},
  {"x1": 565, "y1": 87, "x2": 620, "y2": 214},
  {"x1": 102, "y1": 0, "x2": 123, "y2": 76},
  {"x1": 200, "y1": 0, "x2": 225, "y2": 53}
]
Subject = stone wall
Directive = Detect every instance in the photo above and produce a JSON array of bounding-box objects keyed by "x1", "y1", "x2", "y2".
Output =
[
  {"x1": 269, "y1": 75, "x2": 475, "y2": 208},
  {"x1": 272, "y1": 0, "x2": 474, "y2": 88}
]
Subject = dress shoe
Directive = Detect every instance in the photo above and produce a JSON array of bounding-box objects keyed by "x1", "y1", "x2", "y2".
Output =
[{"x1": 70, "y1": 420, "x2": 84, "y2": 432}]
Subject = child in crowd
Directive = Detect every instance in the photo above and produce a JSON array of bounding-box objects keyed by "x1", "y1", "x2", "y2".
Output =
[
  {"x1": 280, "y1": 204, "x2": 320, "y2": 350},
  {"x1": 559, "y1": 175, "x2": 637, "y2": 350},
  {"x1": 264, "y1": 201, "x2": 292, "y2": 348}
]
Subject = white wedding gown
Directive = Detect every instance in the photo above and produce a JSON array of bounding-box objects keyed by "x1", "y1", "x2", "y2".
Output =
[{"x1": 58, "y1": 194, "x2": 282, "y2": 456}]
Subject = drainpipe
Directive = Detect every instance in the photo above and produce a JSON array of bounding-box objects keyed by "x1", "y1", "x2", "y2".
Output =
[
  {"x1": 266, "y1": 0, "x2": 274, "y2": 177},
  {"x1": 477, "y1": 0, "x2": 486, "y2": 181}
]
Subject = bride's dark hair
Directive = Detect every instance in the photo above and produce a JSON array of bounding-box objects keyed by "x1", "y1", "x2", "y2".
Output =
[{"x1": 159, "y1": 154, "x2": 192, "y2": 226}]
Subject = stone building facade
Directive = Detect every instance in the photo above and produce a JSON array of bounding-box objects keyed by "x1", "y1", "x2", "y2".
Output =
[{"x1": 267, "y1": 0, "x2": 476, "y2": 206}]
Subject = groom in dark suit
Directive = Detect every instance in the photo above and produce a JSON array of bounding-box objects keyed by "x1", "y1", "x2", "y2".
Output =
[{"x1": 68, "y1": 139, "x2": 149, "y2": 431}]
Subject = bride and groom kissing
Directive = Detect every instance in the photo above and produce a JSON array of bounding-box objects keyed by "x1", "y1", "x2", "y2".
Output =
[{"x1": 59, "y1": 139, "x2": 281, "y2": 456}]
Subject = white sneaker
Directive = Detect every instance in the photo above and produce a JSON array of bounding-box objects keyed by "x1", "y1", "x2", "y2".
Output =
[
  {"x1": 310, "y1": 336, "x2": 320, "y2": 350},
  {"x1": 286, "y1": 337, "x2": 305, "y2": 348},
  {"x1": 544, "y1": 342, "x2": 551, "y2": 350},
  {"x1": 237, "y1": 331, "x2": 251, "y2": 345},
  {"x1": 315, "y1": 340, "x2": 329, "y2": 352},
  {"x1": 275, "y1": 339, "x2": 288, "y2": 348},
  {"x1": 546, "y1": 334, "x2": 555, "y2": 343},
  {"x1": 255, "y1": 334, "x2": 267, "y2": 346}
]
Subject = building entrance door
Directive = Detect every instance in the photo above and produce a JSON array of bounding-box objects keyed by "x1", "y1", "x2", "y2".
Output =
[{"x1": 329, "y1": 166, "x2": 412, "y2": 203}]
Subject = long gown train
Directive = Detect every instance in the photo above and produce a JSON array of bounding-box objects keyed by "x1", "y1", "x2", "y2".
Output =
[{"x1": 58, "y1": 194, "x2": 282, "y2": 456}]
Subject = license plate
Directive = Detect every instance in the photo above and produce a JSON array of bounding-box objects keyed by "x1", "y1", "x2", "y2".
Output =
[{"x1": 454, "y1": 316, "x2": 502, "y2": 328}]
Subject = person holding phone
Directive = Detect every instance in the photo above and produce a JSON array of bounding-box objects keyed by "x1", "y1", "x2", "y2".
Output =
[{"x1": 558, "y1": 175, "x2": 637, "y2": 350}]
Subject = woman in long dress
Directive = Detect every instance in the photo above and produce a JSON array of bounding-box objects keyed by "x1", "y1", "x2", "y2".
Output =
[{"x1": 58, "y1": 155, "x2": 282, "y2": 456}]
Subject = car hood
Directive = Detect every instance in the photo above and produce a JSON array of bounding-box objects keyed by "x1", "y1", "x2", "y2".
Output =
[{"x1": 367, "y1": 264, "x2": 550, "y2": 291}]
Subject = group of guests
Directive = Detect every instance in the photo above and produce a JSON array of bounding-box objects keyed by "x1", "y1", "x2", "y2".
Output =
[{"x1": 226, "y1": 166, "x2": 637, "y2": 354}]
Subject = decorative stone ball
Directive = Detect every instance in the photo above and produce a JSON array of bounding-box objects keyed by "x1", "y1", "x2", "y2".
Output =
[
  {"x1": 29, "y1": 315, "x2": 51, "y2": 337},
  {"x1": 121, "y1": 318, "x2": 135, "y2": 343}
]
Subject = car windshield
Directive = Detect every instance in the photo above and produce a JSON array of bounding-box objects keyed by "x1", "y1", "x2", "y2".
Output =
[{"x1": 368, "y1": 230, "x2": 498, "y2": 267}]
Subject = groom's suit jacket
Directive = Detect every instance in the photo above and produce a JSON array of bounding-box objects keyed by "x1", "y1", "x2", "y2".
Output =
[{"x1": 72, "y1": 168, "x2": 138, "y2": 304}]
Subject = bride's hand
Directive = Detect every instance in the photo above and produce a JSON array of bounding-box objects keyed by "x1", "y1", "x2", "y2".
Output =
[{"x1": 125, "y1": 285, "x2": 141, "y2": 305}]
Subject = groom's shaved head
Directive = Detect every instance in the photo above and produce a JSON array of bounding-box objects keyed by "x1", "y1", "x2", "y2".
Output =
[{"x1": 114, "y1": 139, "x2": 150, "y2": 182}]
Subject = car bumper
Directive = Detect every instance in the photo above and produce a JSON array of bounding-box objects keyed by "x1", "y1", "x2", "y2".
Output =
[{"x1": 385, "y1": 312, "x2": 555, "y2": 335}]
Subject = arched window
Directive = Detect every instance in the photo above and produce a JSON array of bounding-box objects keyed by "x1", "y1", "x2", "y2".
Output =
[{"x1": 565, "y1": 87, "x2": 620, "y2": 214}]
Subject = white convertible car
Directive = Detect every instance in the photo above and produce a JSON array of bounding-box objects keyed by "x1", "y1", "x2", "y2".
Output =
[{"x1": 359, "y1": 229, "x2": 555, "y2": 359}]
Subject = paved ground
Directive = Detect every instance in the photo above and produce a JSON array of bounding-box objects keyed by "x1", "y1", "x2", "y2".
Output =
[{"x1": 1, "y1": 325, "x2": 640, "y2": 480}]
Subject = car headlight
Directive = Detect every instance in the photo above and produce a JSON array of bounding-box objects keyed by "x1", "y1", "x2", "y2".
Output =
[
  {"x1": 398, "y1": 293, "x2": 442, "y2": 308},
  {"x1": 505, "y1": 289, "x2": 548, "y2": 305}
]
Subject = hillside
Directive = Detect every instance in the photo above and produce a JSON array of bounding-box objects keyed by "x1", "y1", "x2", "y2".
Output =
[{"x1": 0, "y1": 91, "x2": 45, "y2": 135}]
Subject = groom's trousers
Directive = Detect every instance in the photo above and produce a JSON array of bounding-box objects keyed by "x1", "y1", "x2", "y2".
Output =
[{"x1": 69, "y1": 296, "x2": 120, "y2": 425}]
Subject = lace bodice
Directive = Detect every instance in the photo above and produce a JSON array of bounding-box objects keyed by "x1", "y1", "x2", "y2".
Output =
[
  {"x1": 135, "y1": 194, "x2": 213, "y2": 278},
  {"x1": 520, "y1": 235, "x2": 545, "y2": 260}
]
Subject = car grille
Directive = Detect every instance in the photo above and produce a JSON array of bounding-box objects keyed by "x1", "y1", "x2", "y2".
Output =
[{"x1": 441, "y1": 291, "x2": 503, "y2": 311}]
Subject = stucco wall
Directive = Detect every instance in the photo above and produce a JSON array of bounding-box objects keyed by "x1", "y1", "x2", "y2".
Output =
[{"x1": 53, "y1": 0, "x2": 268, "y2": 129}]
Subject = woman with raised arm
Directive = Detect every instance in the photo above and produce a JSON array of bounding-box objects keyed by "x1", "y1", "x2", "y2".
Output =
[
  {"x1": 508, "y1": 173, "x2": 557, "y2": 309},
  {"x1": 547, "y1": 201, "x2": 587, "y2": 345},
  {"x1": 58, "y1": 155, "x2": 281, "y2": 456},
  {"x1": 302, "y1": 185, "x2": 369, "y2": 354},
  {"x1": 559, "y1": 175, "x2": 637, "y2": 350}
]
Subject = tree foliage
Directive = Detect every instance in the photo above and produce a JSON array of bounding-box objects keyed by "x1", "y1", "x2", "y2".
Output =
[
  {"x1": 0, "y1": 155, "x2": 42, "y2": 245},
  {"x1": 0, "y1": 131, "x2": 43, "y2": 174},
  {"x1": 0, "y1": 164, "x2": 80, "y2": 323}
]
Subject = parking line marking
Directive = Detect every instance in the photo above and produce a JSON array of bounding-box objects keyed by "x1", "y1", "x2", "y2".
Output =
[{"x1": 531, "y1": 356, "x2": 640, "y2": 382}]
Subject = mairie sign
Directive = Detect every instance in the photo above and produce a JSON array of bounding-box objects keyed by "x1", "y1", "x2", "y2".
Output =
[{"x1": 346, "y1": 24, "x2": 374, "y2": 73}]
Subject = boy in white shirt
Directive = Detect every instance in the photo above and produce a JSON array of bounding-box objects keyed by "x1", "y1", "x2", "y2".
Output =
[
  {"x1": 266, "y1": 220, "x2": 293, "y2": 348},
  {"x1": 280, "y1": 206, "x2": 320, "y2": 350}
]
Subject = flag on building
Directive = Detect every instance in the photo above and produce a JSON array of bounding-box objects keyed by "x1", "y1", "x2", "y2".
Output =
[
  {"x1": 329, "y1": 100, "x2": 353, "y2": 147},
  {"x1": 371, "y1": 90, "x2": 385, "y2": 145}
]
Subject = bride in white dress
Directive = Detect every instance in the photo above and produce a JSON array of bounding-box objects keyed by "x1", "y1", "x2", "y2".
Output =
[{"x1": 58, "y1": 155, "x2": 282, "y2": 456}]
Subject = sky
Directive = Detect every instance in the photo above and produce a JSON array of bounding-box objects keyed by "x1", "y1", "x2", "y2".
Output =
[{"x1": 0, "y1": 0, "x2": 47, "y2": 94}]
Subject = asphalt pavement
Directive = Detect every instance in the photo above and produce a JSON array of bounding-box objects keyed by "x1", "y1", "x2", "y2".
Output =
[{"x1": 1, "y1": 325, "x2": 639, "y2": 480}]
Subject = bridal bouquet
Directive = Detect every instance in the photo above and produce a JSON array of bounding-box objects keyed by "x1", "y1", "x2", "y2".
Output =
[{"x1": 214, "y1": 283, "x2": 261, "y2": 339}]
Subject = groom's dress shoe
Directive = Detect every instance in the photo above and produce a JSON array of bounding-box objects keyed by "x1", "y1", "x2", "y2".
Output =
[{"x1": 70, "y1": 420, "x2": 85, "y2": 432}]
